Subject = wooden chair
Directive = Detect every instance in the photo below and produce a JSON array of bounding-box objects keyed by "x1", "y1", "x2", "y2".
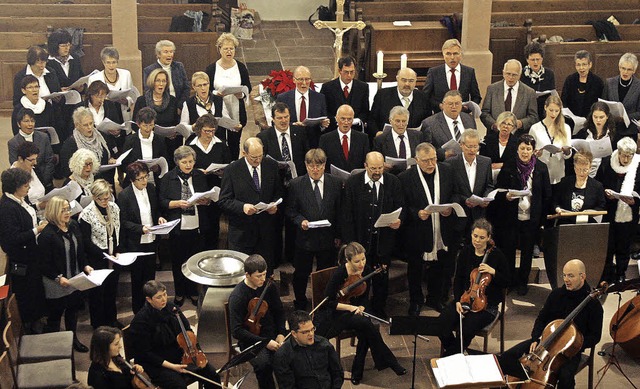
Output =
[
  {"x1": 3, "y1": 321, "x2": 74, "y2": 389},
  {"x1": 223, "y1": 301, "x2": 241, "y2": 387},
  {"x1": 0, "y1": 350, "x2": 15, "y2": 389},
  {"x1": 577, "y1": 346, "x2": 595, "y2": 389},
  {"x1": 310, "y1": 266, "x2": 357, "y2": 357}
]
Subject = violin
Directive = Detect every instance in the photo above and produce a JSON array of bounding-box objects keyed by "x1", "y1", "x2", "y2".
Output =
[
  {"x1": 244, "y1": 276, "x2": 274, "y2": 336},
  {"x1": 508, "y1": 283, "x2": 608, "y2": 388},
  {"x1": 337, "y1": 267, "x2": 384, "y2": 304},
  {"x1": 115, "y1": 355, "x2": 160, "y2": 389},
  {"x1": 459, "y1": 243, "x2": 495, "y2": 313},
  {"x1": 173, "y1": 308, "x2": 208, "y2": 368}
]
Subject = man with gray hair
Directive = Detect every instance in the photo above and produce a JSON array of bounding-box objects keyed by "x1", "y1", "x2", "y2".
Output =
[
  {"x1": 373, "y1": 105, "x2": 422, "y2": 174},
  {"x1": 142, "y1": 40, "x2": 190, "y2": 108},
  {"x1": 480, "y1": 59, "x2": 538, "y2": 136},
  {"x1": 422, "y1": 39, "x2": 482, "y2": 114}
]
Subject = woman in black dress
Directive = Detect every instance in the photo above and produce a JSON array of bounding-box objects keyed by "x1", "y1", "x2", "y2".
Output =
[
  {"x1": 88, "y1": 326, "x2": 144, "y2": 389},
  {"x1": 121, "y1": 107, "x2": 168, "y2": 187},
  {"x1": 315, "y1": 242, "x2": 406, "y2": 385},
  {"x1": 438, "y1": 218, "x2": 509, "y2": 356},
  {"x1": 480, "y1": 111, "x2": 519, "y2": 171}
]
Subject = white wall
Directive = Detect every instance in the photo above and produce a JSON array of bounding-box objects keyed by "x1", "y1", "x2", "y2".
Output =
[{"x1": 244, "y1": 0, "x2": 320, "y2": 21}]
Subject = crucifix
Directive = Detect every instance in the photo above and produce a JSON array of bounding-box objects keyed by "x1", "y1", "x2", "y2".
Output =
[{"x1": 313, "y1": 0, "x2": 365, "y2": 77}]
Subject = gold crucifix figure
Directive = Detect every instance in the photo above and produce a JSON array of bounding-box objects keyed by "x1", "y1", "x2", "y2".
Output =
[{"x1": 313, "y1": 0, "x2": 365, "y2": 77}]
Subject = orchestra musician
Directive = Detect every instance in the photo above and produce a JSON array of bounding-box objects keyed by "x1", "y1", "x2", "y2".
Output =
[
  {"x1": 437, "y1": 218, "x2": 509, "y2": 356},
  {"x1": 497, "y1": 259, "x2": 603, "y2": 389},
  {"x1": 88, "y1": 326, "x2": 145, "y2": 389},
  {"x1": 314, "y1": 242, "x2": 406, "y2": 386},
  {"x1": 228, "y1": 254, "x2": 287, "y2": 389},
  {"x1": 128, "y1": 280, "x2": 220, "y2": 389}
]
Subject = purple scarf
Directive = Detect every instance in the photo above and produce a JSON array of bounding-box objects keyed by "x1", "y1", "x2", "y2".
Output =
[{"x1": 516, "y1": 155, "x2": 536, "y2": 188}]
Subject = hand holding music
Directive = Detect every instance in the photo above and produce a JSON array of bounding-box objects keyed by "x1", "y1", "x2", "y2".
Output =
[
  {"x1": 440, "y1": 207, "x2": 453, "y2": 217},
  {"x1": 243, "y1": 203, "x2": 258, "y2": 215},
  {"x1": 389, "y1": 219, "x2": 401, "y2": 229},
  {"x1": 301, "y1": 220, "x2": 309, "y2": 230},
  {"x1": 275, "y1": 334, "x2": 285, "y2": 345},
  {"x1": 478, "y1": 263, "x2": 495, "y2": 275},
  {"x1": 418, "y1": 209, "x2": 430, "y2": 220}
]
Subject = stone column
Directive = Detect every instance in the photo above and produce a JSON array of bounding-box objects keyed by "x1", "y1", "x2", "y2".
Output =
[
  {"x1": 461, "y1": 0, "x2": 493, "y2": 108},
  {"x1": 111, "y1": 0, "x2": 143, "y2": 92}
]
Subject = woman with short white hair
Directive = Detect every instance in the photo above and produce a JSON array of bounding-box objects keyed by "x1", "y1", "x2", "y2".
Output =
[{"x1": 602, "y1": 52, "x2": 640, "y2": 130}]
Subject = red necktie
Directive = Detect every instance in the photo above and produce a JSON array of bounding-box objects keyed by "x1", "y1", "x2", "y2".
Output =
[
  {"x1": 343, "y1": 85, "x2": 349, "y2": 99},
  {"x1": 299, "y1": 96, "x2": 307, "y2": 122},
  {"x1": 342, "y1": 135, "x2": 349, "y2": 161},
  {"x1": 450, "y1": 68, "x2": 457, "y2": 90}
]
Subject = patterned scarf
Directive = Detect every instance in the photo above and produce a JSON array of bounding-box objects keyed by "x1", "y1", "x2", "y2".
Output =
[
  {"x1": 516, "y1": 155, "x2": 537, "y2": 188},
  {"x1": 73, "y1": 128, "x2": 109, "y2": 161},
  {"x1": 144, "y1": 88, "x2": 170, "y2": 113}
]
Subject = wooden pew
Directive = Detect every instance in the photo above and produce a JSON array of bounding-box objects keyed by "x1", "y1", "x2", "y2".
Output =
[{"x1": 0, "y1": 3, "x2": 212, "y2": 18}]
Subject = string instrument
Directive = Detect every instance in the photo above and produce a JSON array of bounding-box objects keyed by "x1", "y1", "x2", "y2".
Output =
[
  {"x1": 174, "y1": 308, "x2": 208, "y2": 368},
  {"x1": 459, "y1": 243, "x2": 495, "y2": 313},
  {"x1": 244, "y1": 276, "x2": 274, "y2": 336},
  {"x1": 609, "y1": 293, "x2": 640, "y2": 358},
  {"x1": 509, "y1": 283, "x2": 608, "y2": 389},
  {"x1": 115, "y1": 356, "x2": 160, "y2": 389},
  {"x1": 337, "y1": 267, "x2": 384, "y2": 303}
]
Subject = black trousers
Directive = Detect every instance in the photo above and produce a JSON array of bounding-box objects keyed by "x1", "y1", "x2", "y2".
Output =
[
  {"x1": 170, "y1": 229, "x2": 203, "y2": 298},
  {"x1": 249, "y1": 347, "x2": 277, "y2": 389},
  {"x1": 496, "y1": 220, "x2": 536, "y2": 287},
  {"x1": 88, "y1": 266, "x2": 120, "y2": 328},
  {"x1": 10, "y1": 266, "x2": 46, "y2": 324},
  {"x1": 146, "y1": 362, "x2": 220, "y2": 389},
  {"x1": 438, "y1": 302, "x2": 496, "y2": 356},
  {"x1": 605, "y1": 221, "x2": 634, "y2": 280},
  {"x1": 229, "y1": 228, "x2": 276, "y2": 276},
  {"x1": 292, "y1": 247, "x2": 336, "y2": 306},
  {"x1": 366, "y1": 234, "x2": 390, "y2": 313},
  {"x1": 130, "y1": 244, "x2": 157, "y2": 314},
  {"x1": 202, "y1": 204, "x2": 222, "y2": 250},
  {"x1": 497, "y1": 339, "x2": 582, "y2": 389},
  {"x1": 45, "y1": 290, "x2": 84, "y2": 335},
  {"x1": 407, "y1": 249, "x2": 455, "y2": 305}
]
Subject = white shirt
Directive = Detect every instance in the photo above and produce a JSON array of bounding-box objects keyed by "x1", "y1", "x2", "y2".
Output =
[
  {"x1": 89, "y1": 104, "x2": 105, "y2": 125},
  {"x1": 392, "y1": 130, "x2": 411, "y2": 158},
  {"x1": 295, "y1": 89, "x2": 310, "y2": 121},
  {"x1": 397, "y1": 90, "x2": 413, "y2": 107},
  {"x1": 463, "y1": 156, "x2": 477, "y2": 192},
  {"x1": 139, "y1": 131, "x2": 154, "y2": 160},
  {"x1": 132, "y1": 185, "x2": 155, "y2": 244},
  {"x1": 338, "y1": 129, "x2": 351, "y2": 145},
  {"x1": 49, "y1": 55, "x2": 73, "y2": 77},
  {"x1": 364, "y1": 173, "x2": 384, "y2": 197},
  {"x1": 25, "y1": 65, "x2": 51, "y2": 98},
  {"x1": 503, "y1": 81, "x2": 520, "y2": 112},
  {"x1": 445, "y1": 64, "x2": 461, "y2": 90},
  {"x1": 340, "y1": 79, "x2": 353, "y2": 95},
  {"x1": 443, "y1": 113, "x2": 464, "y2": 141},
  {"x1": 19, "y1": 130, "x2": 33, "y2": 142},
  {"x1": 189, "y1": 135, "x2": 222, "y2": 154},
  {"x1": 275, "y1": 128, "x2": 293, "y2": 160},
  {"x1": 158, "y1": 60, "x2": 175, "y2": 97},
  {"x1": 177, "y1": 175, "x2": 199, "y2": 230},
  {"x1": 245, "y1": 158, "x2": 261, "y2": 187},
  {"x1": 309, "y1": 174, "x2": 324, "y2": 199}
]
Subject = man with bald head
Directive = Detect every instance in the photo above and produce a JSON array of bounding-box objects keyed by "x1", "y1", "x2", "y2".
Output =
[
  {"x1": 276, "y1": 66, "x2": 330, "y2": 148},
  {"x1": 480, "y1": 59, "x2": 538, "y2": 137},
  {"x1": 497, "y1": 259, "x2": 603, "y2": 389},
  {"x1": 342, "y1": 151, "x2": 404, "y2": 317},
  {"x1": 369, "y1": 67, "x2": 430, "y2": 141},
  {"x1": 219, "y1": 137, "x2": 284, "y2": 273},
  {"x1": 319, "y1": 104, "x2": 370, "y2": 172}
]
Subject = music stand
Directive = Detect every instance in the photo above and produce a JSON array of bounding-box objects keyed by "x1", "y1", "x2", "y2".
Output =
[
  {"x1": 217, "y1": 339, "x2": 269, "y2": 374},
  {"x1": 390, "y1": 316, "x2": 440, "y2": 389}
]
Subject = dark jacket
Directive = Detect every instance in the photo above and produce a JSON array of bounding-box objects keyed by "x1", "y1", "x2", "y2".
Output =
[
  {"x1": 445, "y1": 154, "x2": 494, "y2": 222},
  {"x1": 479, "y1": 131, "x2": 518, "y2": 166},
  {"x1": 318, "y1": 129, "x2": 370, "y2": 172},
  {"x1": 595, "y1": 155, "x2": 640, "y2": 224},
  {"x1": 368, "y1": 87, "x2": 430, "y2": 139},
  {"x1": 117, "y1": 183, "x2": 161, "y2": 252},
  {"x1": 205, "y1": 60, "x2": 251, "y2": 127},
  {"x1": 38, "y1": 220, "x2": 87, "y2": 280},
  {"x1": 320, "y1": 77, "x2": 370, "y2": 131},
  {"x1": 552, "y1": 175, "x2": 606, "y2": 224},
  {"x1": 46, "y1": 57, "x2": 84, "y2": 88},
  {"x1": 561, "y1": 72, "x2": 604, "y2": 118},
  {"x1": 422, "y1": 64, "x2": 482, "y2": 113},
  {"x1": 143, "y1": 61, "x2": 190, "y2": 108},
  {"x1": 158, "y1": 168, "x2": 211, "y2": 234},
  {"x1": 132, "y1": 95, "x2": 179, "y2": 128},
  {"x1": 0, "y1": 195, "x2": 38, "y2": 266},
  {"x1": 257, "y1": 126, "x2": 310, "y2": 179}
]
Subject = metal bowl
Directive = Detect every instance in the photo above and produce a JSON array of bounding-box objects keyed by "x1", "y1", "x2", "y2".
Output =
[{"x1": 182, "y1": 250, "x2": 248, "y2": 286}]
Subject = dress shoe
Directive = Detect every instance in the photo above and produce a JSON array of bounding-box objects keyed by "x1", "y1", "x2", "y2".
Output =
[
  {"x1": 408, "y1": 303, "x2": 422, "y2": 317},
  {"x1": 350, "y1": 376, "x2": 361, "y2": 385},
  {"x1": 73, "y1": 338, "x2": 89, "y2": 353},
  {"x1": 112, "y1": 320, "x2": 125, "y2": 330},
  {"x1": 424, "y1": 298, "x2": 444, "y2": 313},
  {"x1": 173, "y1": 296, "x2": 185, "y2": 307},
  {"x1": 391, "y1": 363, "x2": 408, "y2": 376},
  {"x1": 189, "y1": 296, "x2": 199, "y2": 306},
  {"x1": 517, "y1": 285, "x2": 529, "y2": 296}
]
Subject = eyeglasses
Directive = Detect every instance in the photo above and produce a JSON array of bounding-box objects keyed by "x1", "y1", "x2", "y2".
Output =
[
  {"x1": 417, "y1": 157, "x2": 437, "y2": 164},
  {"x1": 61, "y1": 208, "x2": 71, "y2": 213},
  {"x1": 246, "y1": 154, "x2": 263, "y2": 161},
  {"x1": 500, "y1": 122, "x2": 515, "y2": 128},
  {"x1": 504, "y1": 72, "x2": 520, "y2": 78},
  {"x1": 220, "y1": 47, "x2": 235, "y2": 52},
  {"x1": 84, "y1": 162, "x2": 94, "y2": 167},
  {"x1": 24, "y1": 85, "x2": 40, "y2": 91},
  {"x1": 195, "y1": 82, "x2": 210, "y2": 89},
  {"x1": 306, "y1": 164, "x2": 324, "y2": 170},
  {"x1": 95, "y1": 196, "x2": 110, "y2": 202},
  {"x1": 25, "y1": 157, "x2": 37, "y2": 163},
  {"x1": 444, "y1": 101, "x2": 462, "y2": 107},
  {"x1": 295, "y1": 326, "x2": 316, "y2": 335},
  {"x1": 135, "y1": 174, "x2": 150, "y2": 182},
  {"x1": 58, "y1": 43, "x2": 72, "y2": 48},
  {"x1": 201, "y1": 129, "x2": 215, "y2": 134},
  {"x1": 295, "y1": 77, "x2": 312, "y2": 83}
]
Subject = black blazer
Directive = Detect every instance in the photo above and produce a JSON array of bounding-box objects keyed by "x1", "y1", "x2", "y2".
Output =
[
  {"x1": 276, "y1": 89, "x2": 329, "y2": 148},
  {"x1": 479, "y1": 131, "x2": 518, "y2": 166},
  {"x1": 318, "y1": 129, "x2": 370, "y2": 172},
  {"x1": 121, "y1": 133, "x2": 169, "y2": 174},
  {"x1": 285, "y1": 173, "x2": 342, "y2": 251},
  {"x1": 368, "y1": 87, "x2": 430, "y2": 138},
  {"x1": 58, "y1": 136, "x2": 116, "y2": 182},
  {"x1": 595, "y1": 156, "x2": 640, "y2": 224},
  {"x1": 117, "y1": 183, "x2": 161, "y2": 251},
  {"x1": 132, "y1": 96, "x2": 179, "y2": 128},
  {"x1": 342, "y1": 171, "x2": 404, "y2": 257},
  {"x1": 398, "y1": 164, "x2": 457, "y2": 254},
  {"x1": 218, "y1": 157, "x2": 284, "y2": 247},
  {"x1": 188, "y1": 138, "x2": 233, "y2": 189},
  {"x1": 552, "y1": 175, "x2": 606, "y2": 224},
  {"x1": 12, "y1": 65, "x2": 62, "y2": 106},
  {"x1": 38, "y1": 220, "x2": 87, "y2": 280},
  {"x1": 445, "y1": 154, "x2": 494, "y2": 222},
  {"x1": 11, "y1": 99, "x2": 58, "y2": 136},
  {"x1": 0, "y1": 196, "x2": 38, "y2": 266},
  {"x1": 256, "y1": 126, "x2": 310, "y2": 178},
  {"x1": 158, "y1": 168, "x2": 211, "y2": 235},
  {"x1": 205, "y1": 60, "x2": 251, "y2": 127},
  {"x1": 320, "y1": 78, "x2": 370, "y2": 131},
  {"x1": 373, "y1": 129, "x2": 422, "y2": 158},
  {"x1": 47, "y1": 57, "x2": 84, "y2": 88},
  {"x1": 492, "y1": 159, "x2": 552, "y2": 228},
  {"x1": 561, "y1": 72, "x2": 604, "y2": 118},
  {"x1": 422, "y1": 64, "x2": 482, "y2": 113}
]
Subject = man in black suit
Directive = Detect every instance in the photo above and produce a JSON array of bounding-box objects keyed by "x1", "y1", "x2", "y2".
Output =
[
  {"x1": 420, "y1": 90, "x2": 476, "y2": 161},
  {"x1": 218, "y1": 137, "x2": 284, "y2": 273},
  {"x1": 320, "y1": 56, "x2": 370, "y2": 132},
  {"x1": 276, "y1": 66, "x2": 330, "y2": 148},
  {"x1": 399, "y1": 143, "x2": 458, "y2": 315},
  {"x1": 422, "y1": 39, "x2": 482, "y2": 114},
  {"x1": 368, "y1": 67, "x2": 430, "y2": 141},
  {"x1": 285, "y1": 149, "x2": 342, "y2": 310},
  {"x1": 343, "y1": 151, "x2": 403, "y2": 318},
  {"x1": 373, "y1": 105, "x2": 423, "y2": 174},
  {"x1": 319, "y1": 105, "x2": 370, "y2": 172},
  {"x1": 445, "y1": 129, "x2": 494, "y2": 243}
]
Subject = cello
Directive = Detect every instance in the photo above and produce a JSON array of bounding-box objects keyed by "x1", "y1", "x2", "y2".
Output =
[
  {"x1": 509, "y1": 283, "x2": 608, "y2": 388},
  {"x1": 459, "y1": 243, "x2": 494, "y2": 313},
  {"x1": 173, "y1": 307, "x2": 208, "y2": 368},
  {"x1": 244, "y1": 276, "x2": 274, "y2": 336},
  {"x1": 609, "y1": 292, "x2": 640, "y2": 358}
]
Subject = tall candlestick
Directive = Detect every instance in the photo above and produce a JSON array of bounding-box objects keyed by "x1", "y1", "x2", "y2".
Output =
[
  {"x1": 400, "y1": 54, "x2": 407, "y2": 69},
  {"x1": 377, "y1": 51, "x2": 384, "y2": 75}
]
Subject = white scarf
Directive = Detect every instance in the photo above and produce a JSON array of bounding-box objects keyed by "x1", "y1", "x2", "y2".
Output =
[
  {"x1": 610, "y1": 150, "x2": 640, "y2": 223},
  {"x1": 20, "y1": 96, "x2": 46, "y2": 114},
  {"x1": 416, "y1": 166, "x2": 447, "y2": 261},
  {"x1": 79, "y1": 201, "x2": 120, "y2": 254}
]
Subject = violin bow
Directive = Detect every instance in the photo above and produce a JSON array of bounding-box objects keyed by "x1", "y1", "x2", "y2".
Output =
[
  {"x1": 362, "y1": 312, "x2": 430, "y2": 342},
  {"x1": 182, "y1": 370, "x2": 250, "y2": 389},
  {"x1": 283, "y1": 296, "x2": 330, "y2": 342}
]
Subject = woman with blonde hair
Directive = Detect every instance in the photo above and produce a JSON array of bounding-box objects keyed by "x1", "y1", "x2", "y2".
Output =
[{"x1": 179, "y1": 72, "x2": 224, "y2": 134}]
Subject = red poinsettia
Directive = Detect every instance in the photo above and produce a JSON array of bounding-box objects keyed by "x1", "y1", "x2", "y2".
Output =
[{"x1": 260, "y1": 69, "x2": 315, "y2": 98}]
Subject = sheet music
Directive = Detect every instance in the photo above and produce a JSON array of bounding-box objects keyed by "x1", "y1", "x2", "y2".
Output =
[
  {"x1": 385, "y1": 156, "x2": 416, "y2": 170},
  {"x1": 329, "y1": 165, "x2": 365, "y2": 181},
  {"x1": 307, "y1": 220, "x2": 332, "y2": 228},
  {"x1": 424, "y1": 203, "x2": 466, "y2": 217},
  {"x1": 570, "y1": 137, "x2": 613, "y2": 159},
  {"x1": 186, "y1": 186, "x2": 221, "y2": 204},
  {"x1": 598, "y1": 98, "x2": 631, "y2": 127},
  {"x1": 302, "y1": 116, "x2": 328, "y2": 126},
  {"x1": 434, "y1": 353, "x2": 504, "y2": 386},
  {"x1": 35, "y1": 126, "x2": 60, "y2": 145},
  {"x1": 98, "y1": 149, "x2": 132, "y2": 172},
  {"x1": 107, "y1": 86, "x2": 140, "y2": 105},
  {"x1": 442, "y1": 138, "x2": 462, "y2": 154},
  {"x1": 255, "y1": 198, "x2": 283, "y2": 214},
  {"x1": 374, "y1": 207, "x2": 402, "y2": 228},
  {"x1": 535, "y1": 89, "x2": 559, "y2": 98},
  {"x1": 217, "y1": 116, "x2": 240, "y2": 130},
  {"x1": 216, "y1": 85, "x2": 249, "y2": 97},
  {"x1": 41, "y1": 90, "x2": 82, "y2": 105},
  {"x1": 540, "y1": 143, "x2": 565, "y2": 154},
  {"x1": 466, "y1": 194, "x2": 496, "y2": 206},
  {"x1": 96, "y1": 118, "x2": 135, "y2": 135},
  {"x1": 67, "y1": 269, "x2": 113, "y2": 291},
  {"x1": 605, "y1": 189, "x2": 640, "y2": 200},
  {"x1": 154, "y1": 123, "x2": 193, "y2": 139},
  {"x1": 204, "y1": 163, "x2": 229, "y2": 174},
  {"x1": 462, "y1": 101, "x2": 481, "y2": 117},
  {"x1": 138, "y1": 157, "x2": 169, "y2": 178},
  {"x1": 68, "y1": 200, "x2": 83, "y2": 216},
  {"x1": 562, "y1": 108, "x2": 587, "y2": 135},
  {"x1": 68, "y1": 69, "x2": 100, "y2": 90},
  {"x1": 147, "y1": 219, "x2": 180, "y2": 235},
  {"x1": 103, "y1": 252, "x2": 154, "y2": 266},
  {"x1": 38, "y1": 180, "x2": 82, "y2": 202}
]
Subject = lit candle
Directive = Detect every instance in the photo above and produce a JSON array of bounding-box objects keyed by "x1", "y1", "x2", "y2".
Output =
[
  {"x1": 400, "y1": 54, "x2": 407, "y2": 69},
  {"x1": 377, "y1": 51, "x2": 384, "y2": 74}
]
